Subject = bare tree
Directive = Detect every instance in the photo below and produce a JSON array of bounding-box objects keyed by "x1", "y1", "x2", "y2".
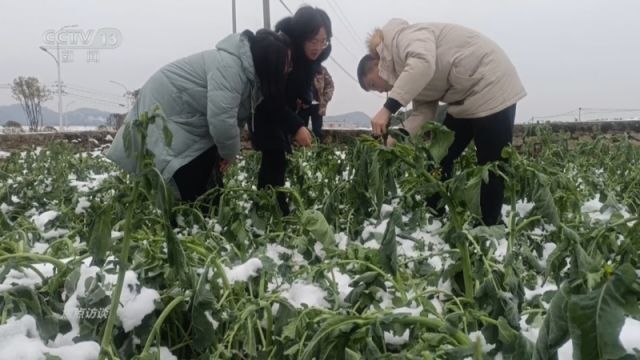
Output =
[
  {"x1": 10, "y1": 76, "x2": 52, "y2": 132},
  {"x1": 106, "y1": 113, "x2": 126, "y2": 130}
]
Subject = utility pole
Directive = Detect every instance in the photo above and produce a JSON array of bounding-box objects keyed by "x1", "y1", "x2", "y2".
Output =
[
  {"x1": 578, "y1": 107, "x2": 582, "y2": 122},
  {"x1": 65, "y1": 101, "x2": 76, "y2": 128},
  {"x1": 263, "y1": 0, "x2": 271, "y2": 29},
  {"x1": 40, "y1": 24, "x2": 78, "y2": 131},
  {"x1": 232, "y1": 0, "x2": 237, "y2": 33}
]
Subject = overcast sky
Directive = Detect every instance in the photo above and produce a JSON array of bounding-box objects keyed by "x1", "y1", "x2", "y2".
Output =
[{"x1": 1, "y1": 0, "x2": 639, "y2": 123}]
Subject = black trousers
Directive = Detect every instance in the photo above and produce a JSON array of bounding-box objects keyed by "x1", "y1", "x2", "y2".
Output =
[
  {"x1": 429, "y1": 104, "x2": 516, "y2": 226},
  {"x1": 257, "y1": 149, "x2": 290, "y2": 216},
  {"x1": 299, "y1": 104, "x2": 324, "y2": 141},
  {"x1": 172, "y1": 145, "x2": 223, "y2": 202}
]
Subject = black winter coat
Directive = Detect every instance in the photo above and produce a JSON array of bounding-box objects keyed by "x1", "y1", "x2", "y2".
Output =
[{"x1": 249, "y1": 18, "x2": 332, "y2": 152}]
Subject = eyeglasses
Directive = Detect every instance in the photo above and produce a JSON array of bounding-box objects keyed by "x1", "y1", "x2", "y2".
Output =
[{"x1": 307, "y1": 38, "x2": 330, "y2": 49}]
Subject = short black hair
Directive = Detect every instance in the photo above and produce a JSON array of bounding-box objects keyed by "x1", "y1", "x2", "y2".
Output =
[{"x1": 357, "y1": 54, "x2": 378, "y2": 90}]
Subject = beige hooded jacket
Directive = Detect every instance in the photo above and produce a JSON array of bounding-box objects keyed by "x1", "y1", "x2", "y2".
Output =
[{"x1": 370, "y1": 19, "x2": 526, "y2": 134}]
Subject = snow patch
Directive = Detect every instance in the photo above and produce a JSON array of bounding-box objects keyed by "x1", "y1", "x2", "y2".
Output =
[
  {"x1": 117, "y1": 271, "x2": 160, "y2": 332},
  {"x1": 515, "y1": 200, "x2": 535, "y2": 218},
  {"x1": 330, "y1": 269, "x2": 353, "y2": 302},
  {"x1": 0, "y1": 263, "x2": 56, "y2": 293},
  {"x1": 150, "y1": 346, "x2": 178, "y2": 360},
  {"x1": 363, "y1": 239, "x2": 380, "y2": 249},
  {"x1": 30, "y1": 242, "x2": 49, "y2": 254},
  {"x1": 0, "y1": 315, "x2": 100, "y2": 360},
  {"x1": 0, "y1": 203, "x2": 13, "y2": 214},
  {"x1": 30, "y1": 210, "x2": 59, "y2": 231},
  {"x1": 75, "y1": 196, "x2": 91, "y2": 214},
  {"x1": 335, "y1": 232, "x2": 349, "y2": 250},
  {"x1": 384, "y1": 329, "x2": 410, "y2": 345},
  {"x1": 223, "y1": 258, "x2": 263, "y2": 284},
  {"x1": 282, "y1": 282, "x2": 330, "y2": 309}
]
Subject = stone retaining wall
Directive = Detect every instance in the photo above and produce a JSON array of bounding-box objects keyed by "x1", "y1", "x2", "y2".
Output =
[{"x1": 2, "y1": 121, "x2": 640, "y2": 153}]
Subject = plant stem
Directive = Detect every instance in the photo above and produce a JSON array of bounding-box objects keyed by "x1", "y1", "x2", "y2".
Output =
[
  {"x1": 98, "y1": 205, "x2": 134, "y2": 360},
  {"x1": 458, "y1": 242, "x2": 474, "y2": 301},
  {"x1": 142, "y1": 295, "x2": 186, "y2": 354},
  {"x1": 0, "y1": 253, "x2": 66, "y2": 270}
]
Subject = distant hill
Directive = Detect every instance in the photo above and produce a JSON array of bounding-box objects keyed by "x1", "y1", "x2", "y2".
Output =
[
  {"x1": 1, "y1": 104, "x2": 371, "y2": 129},
  {"x1": 0, "y1": 104, "x2": 113, "y2": 127},
  {"x1": 324, "y1": 111, "x2": 370, "y2": 129}
]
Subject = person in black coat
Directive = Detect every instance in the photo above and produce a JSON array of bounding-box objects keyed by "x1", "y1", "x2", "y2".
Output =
[{"x1": 249, "y1": 6, "x2": 332, "y2": 215}]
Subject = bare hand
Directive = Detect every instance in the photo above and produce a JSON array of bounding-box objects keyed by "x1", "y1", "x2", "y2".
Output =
[
  {"x1": 219, "y1": 159, "x2": 231, "y2": 173},
  {"x1": 371, "y1": 107, "x2": 391, "y2": 136},
  {"x1": 385, "y1": 136, "x2": 397, "y2": 147},
  {"x1": 294, "y1": 127, "x2": 313, "y2": 147}
]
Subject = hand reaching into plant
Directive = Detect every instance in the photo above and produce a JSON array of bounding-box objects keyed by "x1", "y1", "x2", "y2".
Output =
[
  {"x1": 219, "y1": 159, "x2": 231, "y2": 173},
  {"x1": 296, "y1": 99, "x2": 310, "y2": 112},
  {"x1": 371, "y1": 107, "x2": 391, "y2": 136},
  {"x1": 385, "y1": 136, "x2": 397, "y2": 147},
  {"x1": 294, "y1": 127, "x2": 313, "y2": 147}
]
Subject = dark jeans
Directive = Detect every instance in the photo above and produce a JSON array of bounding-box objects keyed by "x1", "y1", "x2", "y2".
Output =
[
  {"x1": 428, "y1": 104, "x2": 516, "y2": 225},
  {"x1": 172, "y1": 145, "x2": 223, "y2": 202},
  {"x1": 299, "y1": 104, "x2": 324, "y2": 141},
  {"x1": 257, "y1": 149, "x2": 290, "y2": 216}
]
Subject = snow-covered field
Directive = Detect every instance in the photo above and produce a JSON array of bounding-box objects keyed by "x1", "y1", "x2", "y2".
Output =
[{"x1": 1, "y1": 128, "x2": 640, "y2": 359}]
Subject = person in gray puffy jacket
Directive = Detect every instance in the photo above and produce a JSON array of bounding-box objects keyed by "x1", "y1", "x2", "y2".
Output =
[{"x1": 106, "y1": 29, "x2": 291, "y2": 201}]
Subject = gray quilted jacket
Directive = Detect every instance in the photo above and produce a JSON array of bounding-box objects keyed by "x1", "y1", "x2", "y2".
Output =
[{"x1": 107, "y1": 32, "x2": 261, "y2": 184}]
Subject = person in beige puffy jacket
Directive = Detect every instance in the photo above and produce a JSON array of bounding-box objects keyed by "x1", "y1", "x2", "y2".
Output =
[{"x1": 357, "y1": 19, "x2": 526, "y2": 225}]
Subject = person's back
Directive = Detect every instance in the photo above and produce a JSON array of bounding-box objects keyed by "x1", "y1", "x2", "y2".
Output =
[
  {"x1": 132, "y1": 50, "x2": 211, "y2": 126},
  {"x1": 107, "y1": 33, "x2": 259, "y2": 182},
  {"x1": 359, "y1": 18, "x2": 526, "y2": 226},
  {"x1": 106, "y1": 29, "x2": 292, "y2": 202},
  {"x1": 150, "y1": 50, "x2": 211, "y2": 116},
  {"x1": 372, "y1": 19, "x2": 525, "y2": 119}
]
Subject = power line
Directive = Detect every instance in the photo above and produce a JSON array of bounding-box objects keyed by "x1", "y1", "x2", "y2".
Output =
[
  {"x1": 65, "y1": 87, "x2": 123, "y2": 102},
  {"x1": 581, "y1": 108, "x2": 640, "y2": 113},
  {"x1": 532, "y1": 108, "x2": 640, "y2": 122},
  {"x1": 329, "y1": 35, "x2": 360, "y2": 60},
  {"x1": 63, "y1": 91, "x2": 126, "y2": 108},
  {"x1": 62, "y1": 83, "x2": 123, "y2": 100},
  {"x1": 278, "y1": 0, "x2": 293, "y2": 15},
  {"x1": 532, "y1": 109, "x2": 577, "y2": 120},
  {"x1": 327, "y1": 56, "x2": 358, "y2": 84},
  {"x1": 324, "y1": 0, "x2": 364, "y2": 47},
  {"x1": 4, "y1": 83, "x2": 124, "y2": 106},
  {"x1": 328, "y1": 0, "x2": 363, "y2": 43}
]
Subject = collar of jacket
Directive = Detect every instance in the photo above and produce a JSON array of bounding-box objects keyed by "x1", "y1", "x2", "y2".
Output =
[{"x1": 369, "y1": 18, "x2": 411, "y2": 86}]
